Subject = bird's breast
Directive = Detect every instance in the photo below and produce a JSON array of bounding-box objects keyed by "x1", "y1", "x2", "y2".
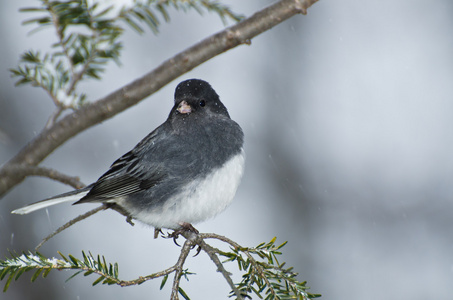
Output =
[{"x1": 130, "y1": 148, "x2": 245, "y2": 229}]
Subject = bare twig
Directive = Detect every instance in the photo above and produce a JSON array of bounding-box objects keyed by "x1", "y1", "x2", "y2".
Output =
[
  {"x1": 119, "y1": 264, "x2": 178, "y2": 287},
  {"x1": 171, "y1": 233, "x2": 197, "y2": 300},
  {"x1": 199, "y1": 232, "x2": 242, "y2": 247},
  {"x1": 198, "y1": 238, "x2": 244, "y2": 299},
  {"x1": 45, "y1": 106, "x2": 66, "y2": 129},
  {"x1": 0, "y1": 0, "x2": 319, "y2": 198},
  {"x1": 35, "y1": 204, "x2": 106, "y2": 251},
  {"x1": 1, "y1": 164, "x2": 85, "y2": 190}
]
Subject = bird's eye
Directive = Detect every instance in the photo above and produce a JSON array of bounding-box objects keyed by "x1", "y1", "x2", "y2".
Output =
[{"x1": 199, "y1": 100, "x2": 206, "y2": 107}]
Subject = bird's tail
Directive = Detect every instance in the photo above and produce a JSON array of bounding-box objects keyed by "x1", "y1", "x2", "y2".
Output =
[{"x1": 11, "y1": 185, "x2": 93, "y2": 215}]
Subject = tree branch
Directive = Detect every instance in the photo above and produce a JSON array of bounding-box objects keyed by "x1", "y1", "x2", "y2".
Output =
[
  {"x1": 200, "y1": 232, "x2": 278, "y2": 295},
  {"x1": 1, "y1": 164, "x2": 85, "y2": 190},
  {"x1": 0, "y1": 0, "x2": 318, "y2": 198}
]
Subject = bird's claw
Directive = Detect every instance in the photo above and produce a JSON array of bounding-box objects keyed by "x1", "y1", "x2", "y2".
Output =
[
  {"x1": 162, "y1": 222, "x2": 199, "y2": 247},
  {"x1": 193, "y1": 245, "x2": 202, "y2": 257}
]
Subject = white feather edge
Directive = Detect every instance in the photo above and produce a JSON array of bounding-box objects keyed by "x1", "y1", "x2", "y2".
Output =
[{"x1": 11, "y1": 190, "x2": 90, "y2": 215}]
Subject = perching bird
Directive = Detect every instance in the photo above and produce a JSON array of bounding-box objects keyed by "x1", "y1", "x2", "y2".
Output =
[{"x1": 12, "y1": 79, "x2": 245, "y2": 232}]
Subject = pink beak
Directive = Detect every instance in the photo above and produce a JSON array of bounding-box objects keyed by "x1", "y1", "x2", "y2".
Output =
[{"x1": 177, "y1": 101, "x2": 192, "y2": 114}]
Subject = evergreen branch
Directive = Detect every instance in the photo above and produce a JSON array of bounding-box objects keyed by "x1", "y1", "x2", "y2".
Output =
[
  {"x1": 10, "y1": 0, "x2": 240, "y2": 125},
  {"x1": 119, "y1": 0, "x2": 243, "y2": 34},
  {"x1": 17, "y1": 0, "x2": 124, "y2": 107},
  {"x1": 0, "y1": 251, "x2": 116, "y2": 292},
  {"x1": 1, "y1": 234, "x2": 320, "y2": 299},
  {"x1": 0, "y1": 0, "x2": 319, "y2": 198},
  {"x1": 10, "y1": 49, "x2": 85, "y2": 127},
  {"x1": 201, "y1": 234, "x2": 321, "y2": 300},
  {"x1": 0, "y1": 250, "x2": 178, "y2": 291},
  {"x1": 202, "y1": 233, "x2": 278, "y2": 298},
  {"x1": 10, "y1": 51, "x2": 63, "y2": 105},
  {"x1": 44, "y1": 0, "x2": 76, "y2": 79}
]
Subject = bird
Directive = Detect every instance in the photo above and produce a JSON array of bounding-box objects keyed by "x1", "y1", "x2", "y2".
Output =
[{"x1": 12, "y1": 79, "x2": 245, "y2": 233}]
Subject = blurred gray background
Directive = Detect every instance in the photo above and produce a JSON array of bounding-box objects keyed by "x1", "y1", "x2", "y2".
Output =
[{"x1": 1, "y1": 0, "x2": 453, "y2": 299}]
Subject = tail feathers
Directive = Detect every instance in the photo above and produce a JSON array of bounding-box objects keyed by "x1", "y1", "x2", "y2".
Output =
[{"x1": 12, "y1": 186, "x2": 92, "y2": 215}]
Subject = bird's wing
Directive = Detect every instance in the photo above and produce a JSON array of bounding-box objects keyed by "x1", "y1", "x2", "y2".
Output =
[
  {"x1": 75, "y1": 130, "x2": 167, "y2": 203},
  {"x1": 12, "y1": 128, "x2": 168, "y2": 214}
]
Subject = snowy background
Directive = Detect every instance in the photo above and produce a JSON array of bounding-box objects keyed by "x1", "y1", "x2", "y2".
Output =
[{"x1": 1, "y1": 0, "x2": 453, "y2": 299}]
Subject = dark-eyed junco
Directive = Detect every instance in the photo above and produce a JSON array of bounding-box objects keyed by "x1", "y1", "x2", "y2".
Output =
[{"x1": 12, "y1": 79, "x2": 245, "y2": 231}]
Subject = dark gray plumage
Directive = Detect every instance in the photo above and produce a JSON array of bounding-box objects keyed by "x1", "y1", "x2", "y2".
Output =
[{"x1": 12, "y1": 79, "x2": 245, "y2": 230}]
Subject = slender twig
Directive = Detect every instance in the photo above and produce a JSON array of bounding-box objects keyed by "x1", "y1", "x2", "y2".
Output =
[
  {"x1": 21, "y1": 70, "x2": 63, "y2": 118},
  {"x1": 67, "y1": 54, "x2": 93, "y2": 96},
  {"x1": 0, "y1": 0, "x2": 319, "y2": 198},
  {"x1": 45, "y1": 106, "x2": 66, "y2": 128},
  {"x1": 119, "y1": 264, "x2": 178, "y2": 287},
  {"x1": 1, "y1": 164, "x2": 85, "y2": 190},
  {"x1": 199, "y1": 232, "x2": 242, "y2": 247},
  {"x1": 198, "y1": 238, "x2": 244, "y2": 300},
  {"x1": 44, "y1": 86, "x2": 63, "y2": 108},
  {"x1": 35, "y1": 205, "x2": 106, "y2": 251},
  {"x1": 171, "y1": 234, "x2": 196, "y2": 300}
]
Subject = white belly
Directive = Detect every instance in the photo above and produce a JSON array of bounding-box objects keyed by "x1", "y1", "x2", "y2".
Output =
[{"x1": 133, "y1": 149, "x2": 245, "y2": 229}]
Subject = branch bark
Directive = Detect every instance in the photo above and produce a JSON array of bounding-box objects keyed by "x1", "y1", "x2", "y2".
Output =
[
  {"x1": 1, "y1": 165, "x2": 85, "y2": 190},
  {"x1": 0, "y1": 0, "x2": 318, "y2": 198},
  {"x1": 170, "y1": 237, "x2": 194, "y2": 300},
  {"x1": 198, "y1": 238, "x2": 243, "y2": 299}
]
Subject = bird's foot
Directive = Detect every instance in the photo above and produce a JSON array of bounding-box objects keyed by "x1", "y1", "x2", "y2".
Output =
[
  {"x1": 164, "y1": 222, "x2": 199, "y2": 247},
  {"x1": 178, "y1": 222, "x2": 199, "y2": 234}
]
